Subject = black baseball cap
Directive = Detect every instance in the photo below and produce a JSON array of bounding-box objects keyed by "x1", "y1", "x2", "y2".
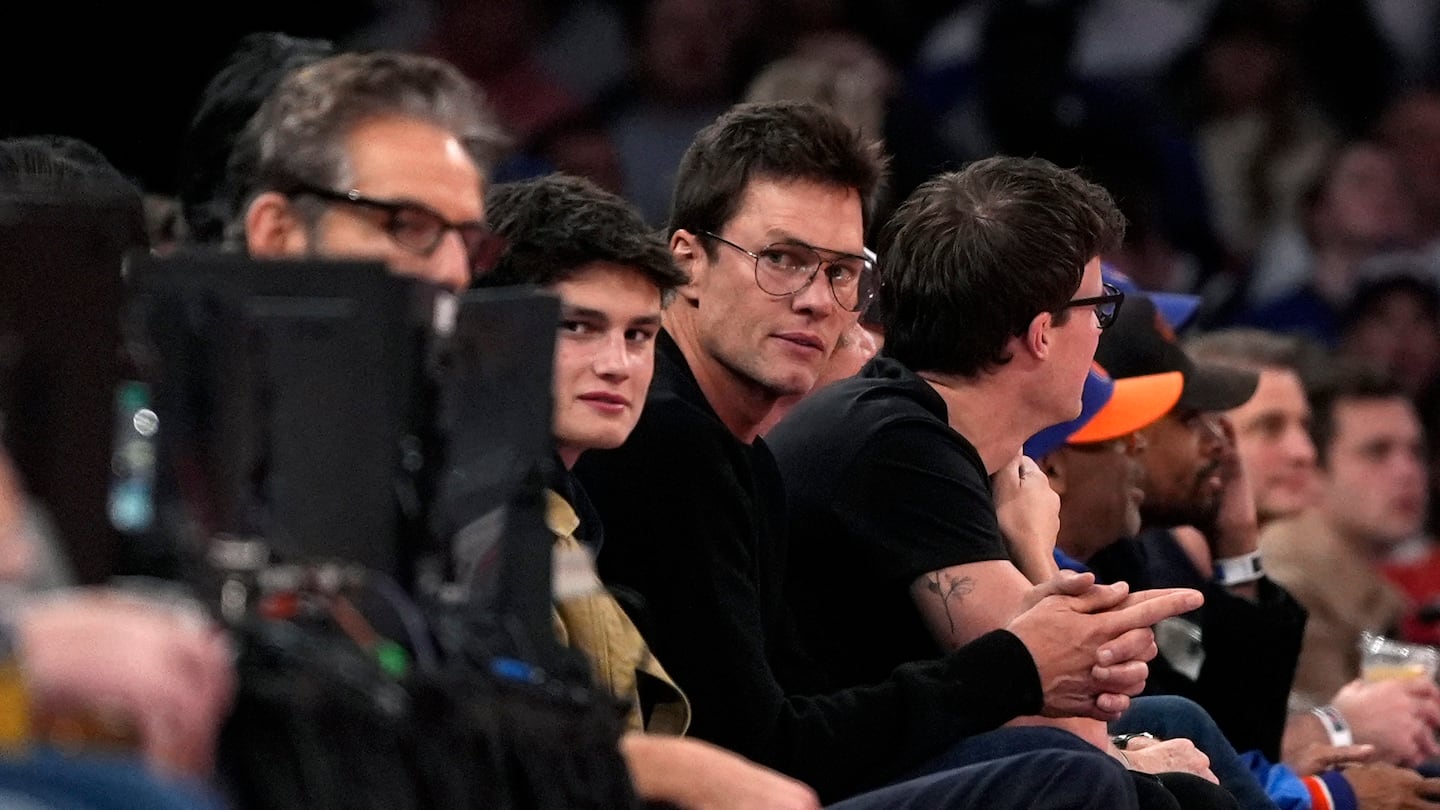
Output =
[{"x1": 1095, "y1": 294, "x2": 1259, "y2": 412}]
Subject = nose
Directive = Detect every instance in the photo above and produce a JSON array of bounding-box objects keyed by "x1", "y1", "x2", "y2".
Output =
[
  {"x1": 428, "y1": 230, "x2": 472, "y2": 293},
  {"x1": 790, "y1": 266, "x2": 838, "y2": 315},
  {"x1": 1196, "y1": 413, "x2": 1228, "y2": 455},
  {"x1": 592, "y1": 331, "x2": 633, "y2": 379},
  {"x1": 1284, "y1": 424, "x2": 1317, "y2": 467},
  {"x1": 1397, "y1": 448, "x2": 1429, "y2": 489}
]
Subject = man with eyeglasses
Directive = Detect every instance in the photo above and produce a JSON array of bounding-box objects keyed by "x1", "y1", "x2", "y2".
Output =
[
  {"x1": 765, "y1": 161, "x2": 1251, "y2": 807},
  {"x1": 237, "y1": 50, "x2": 506, "y2": 294},
  {"x1": 576, "y1": 105, "x2": 1203, "y2": 808}
]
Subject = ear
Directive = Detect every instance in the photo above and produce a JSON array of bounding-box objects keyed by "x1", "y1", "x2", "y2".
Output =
[
  {"x1": 1020, "y1": 310, "x2": 1053, "y2": 360},
  {"x1": 244, "y1": 191, "x2": 311, "y2": 258},
  {"x1": 669, "y1": 229, "x2": 705, "y2": 306},
  {"x1": 1040, "y1": 450, "x2": 1068, "y2": 496}
]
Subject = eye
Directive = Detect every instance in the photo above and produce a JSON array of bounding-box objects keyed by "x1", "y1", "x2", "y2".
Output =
[
  {"x1": 559, "y1": 319, "x2": 595, "y2": 336},
  {"x1": 826, "y1": 260, "x2": 863, "y2": 284},
  {"x1": 625, "y1": 327, "x2": 658, "y2": 344},
  {"x1": 759, "y1": 246, "x2": 811, "y2": 271},
  {"x1": 387, "y1": 206, "x2": 443, "y2": 246}
]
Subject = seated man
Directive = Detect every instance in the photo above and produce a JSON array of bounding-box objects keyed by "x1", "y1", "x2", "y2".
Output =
[
  {"x1": 1188, "y1": 328, "x2": 1440, "y2": 773},
  {"x1": 238, "y1": 50, "x2": 507, "y2": 294},
  {"x1": 1086, "y1": 295, "x2": 1307, "y2": 764},
  {"x1": 576, "y1": 100, "x2": 1202, "y2": 806},
  {"x1": 1026, "y1": 365, "x2": 1335, "y2": 810},
  {"x1": 1259, "y1": 363, "x2": 1440, "y2": 761},
  {"x1": 766, "y1": 158, "x2": 1229, "y2": 807},
  {"x1": 483, "y1": 171, "x2": 1152, "y2": 810},
  {"x1": 1087, "y1": 307, "x2": 1440, "y2": 804}
]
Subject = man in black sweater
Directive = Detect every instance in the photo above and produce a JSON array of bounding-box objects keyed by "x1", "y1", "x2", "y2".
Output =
[{"x1": 576, "y1": 100, "x2": 1202, "y2": 806}]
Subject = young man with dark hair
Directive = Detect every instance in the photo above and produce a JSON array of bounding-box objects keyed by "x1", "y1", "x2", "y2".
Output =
[
  {"x1": 1261, "y1": 365, "x2": 1438, "y2": 721},
  {"x1": 481, "y1": 172, "x2": 839, "y2": 809},
  {"x1": 1173, "y1": 327, "x2": 1440, "y2": 777},
  {"x1": 577, "y1": 103, "x2": 1201, "y2": 807},
  {"x1": 772, "y1": 155, "x2": 1130, "y2": 689},
  {"x1": 491, "y1": 168, "x2": 1157, "y2": 809},
  {"x1": 768, "y1": 159, "x2": 1239, "y2": 808}
]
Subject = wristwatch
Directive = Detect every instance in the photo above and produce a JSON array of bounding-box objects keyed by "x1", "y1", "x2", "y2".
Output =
[
  {"x1": 1110, "y1": 731, "x2": 1157, "y2": 750},
  {"x1": 1213, "y1": 551, "x2": 1264, "y2": 586}
]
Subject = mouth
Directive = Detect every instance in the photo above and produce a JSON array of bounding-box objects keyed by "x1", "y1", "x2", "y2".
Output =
[
  {"x1": 774, "y1": 332, "x2": 825, "y2": 353},
  {"x1": 579, "y1": 392, "x2": 629, "y2": 412}
]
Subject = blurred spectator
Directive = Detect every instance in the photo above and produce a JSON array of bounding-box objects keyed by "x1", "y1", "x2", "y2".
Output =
[
  {"x1": 1165, "y1": 1, "x2": 1336, "y2": 283},
  {"x1": 0, "y1": 132, "x2": 236, "y2": 803},
  {"x1": 1185, "y1": 328, "x2": 1323, "y2": 527},
  {"x1": 1337, "y1": 260, "x2": 1440, "y2": 402},
  {"x1": 517, "y1": 111, "x2": 626, "y2": 195},
  {"x1": 1378, "y1": 89, "x2": 1440, "y2": 263},
  {"x1": 744, "y1": 30, "x2": 951, "y2": 228},
  {"x1": 1260, "y1": 363, "x2": 1431, "y2": 709},
  {"x1": 420, "y1": 0, "x2": 576, "y2": 143},
  {"x1": 1230, "y1": 139, "x2": 1419, "y2": 344},
  {"x1": 592, "y1": 0, "x2": 755, "y2": 225},
  {"x1": 908, "y1": 0, "x2": 1221, "y2": 296},
  {"x1": 141, "y1": 194, "x2": 185, "y2": 255}
]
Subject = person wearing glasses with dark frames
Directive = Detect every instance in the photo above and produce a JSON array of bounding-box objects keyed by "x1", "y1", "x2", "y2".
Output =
[
  {"x1": 237, "y1": 50, "x2": 506, "y2": 294},
  {"x1": 766, "y1": 158, "x2": 1247, "y2": 809},
  {"x1": 576, "y1": 104, "x2": 1206, "y2": 809}
]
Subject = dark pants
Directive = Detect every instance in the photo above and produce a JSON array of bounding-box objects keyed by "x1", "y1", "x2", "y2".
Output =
[
  {"x1": 828, "y1": 747, "x2": 1139, "y2": 810},
  {"x1": 887, "y1": 696, "x2": 1250, "y2": 810},
  {"x1": 1112, "y1": 695, "x2": 1276, "y2": 810}
]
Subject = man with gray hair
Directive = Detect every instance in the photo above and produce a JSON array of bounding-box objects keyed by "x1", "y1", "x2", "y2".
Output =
[{"x1": 238, "y1": 49, "x2": 508, "y2": 294}]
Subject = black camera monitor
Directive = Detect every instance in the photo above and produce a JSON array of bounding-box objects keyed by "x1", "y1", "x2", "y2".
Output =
[
  {"x1": 431, "y1": 285, "x2": 560, "y2": 631},
  {"x1": 121, "y1": 251, "x2": 434, "y2": 583},
  {"x1": 0, "y1": 194, "x2": 136, "y2": 584}
]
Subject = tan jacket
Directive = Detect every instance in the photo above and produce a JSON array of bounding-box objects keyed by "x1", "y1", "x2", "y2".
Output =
[
  {"x1": 547, "y1": 489, "x2": 690, "y2": 735},
  {"x1": 1260, "y1": 509, "x2": 1408, "y2": 705}
]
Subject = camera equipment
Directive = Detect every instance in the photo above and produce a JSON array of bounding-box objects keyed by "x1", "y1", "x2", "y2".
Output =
[
  {"x1": 0, "y1": 192, "x2": 136, "y2": 584},
  {"x1": 118, "y1": 251, "x2": 633, "y2": 809}
]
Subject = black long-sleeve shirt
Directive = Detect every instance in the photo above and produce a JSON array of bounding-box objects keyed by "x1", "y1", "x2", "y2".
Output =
[{"x1": 574, "y1": 332, "x2": 1042, "y2": 803}]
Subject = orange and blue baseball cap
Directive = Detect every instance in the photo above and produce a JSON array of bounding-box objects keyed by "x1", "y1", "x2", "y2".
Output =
[
  {"x1": 1096, "y1": 294, "x2": 1258, "y2": 412},
  {"x1": 1024, "y1": 363, "x2": 1184, "y2": 459}
]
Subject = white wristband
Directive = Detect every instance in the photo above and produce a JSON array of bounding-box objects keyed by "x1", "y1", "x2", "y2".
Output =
[
  {"x1": 1214, "y1": 551, "x2": 1264, "y2": 586},
  {"x1": 1311, "y1": 705, "x2": 1353, "y2": 747}
]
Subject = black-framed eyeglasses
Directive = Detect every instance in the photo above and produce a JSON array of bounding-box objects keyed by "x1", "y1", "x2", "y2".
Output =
[
  {"x1": 697, "y1": 230, "x2": 879, "y2": 313},
  {"x1": 1060, "y1": 282, "x2": 1125, "y2": 330},
  {"x1": 290, "y1": 185, "x2": 507, "y2": 277}
]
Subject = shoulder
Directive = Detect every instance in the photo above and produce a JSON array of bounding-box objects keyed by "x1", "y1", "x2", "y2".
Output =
[{"x1": 770, "y1": 357, "x2": 953, "y2": 453}]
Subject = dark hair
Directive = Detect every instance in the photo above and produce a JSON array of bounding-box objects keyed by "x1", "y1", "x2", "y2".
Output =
[
  {"x1": 668, "y1": 100, "x2": 888, "y2": 242},
  {"x1": 1185, "y1": 327, "x2": 1323, "y2": 379},
  {"x1": 1307, "y1": 359, "x2": 1407, "y2": 466},
  {"x1": 1341, "y1": 271, "x2": 1440, "y2": 333},
  {"x1": 877, "y1": 155, "x2": 1126, "y2": 376},
  {"x1": 178, "y1": 31, "x2": 335, "y2": 245},
  {"x1": 0, "y1": 134, "x2": 148, "y2": 248},
  {"x1": 482, "y1": 173, "x2": 687, "y2": 301}
]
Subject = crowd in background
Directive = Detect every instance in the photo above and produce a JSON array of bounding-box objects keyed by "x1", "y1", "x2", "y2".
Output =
[
  {"x1": 8, "y1": 1, "x2": 1440, "y2": 809},
  {"x1": 106, "y1": 0, "x2": 1440, "y2": 530}
]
